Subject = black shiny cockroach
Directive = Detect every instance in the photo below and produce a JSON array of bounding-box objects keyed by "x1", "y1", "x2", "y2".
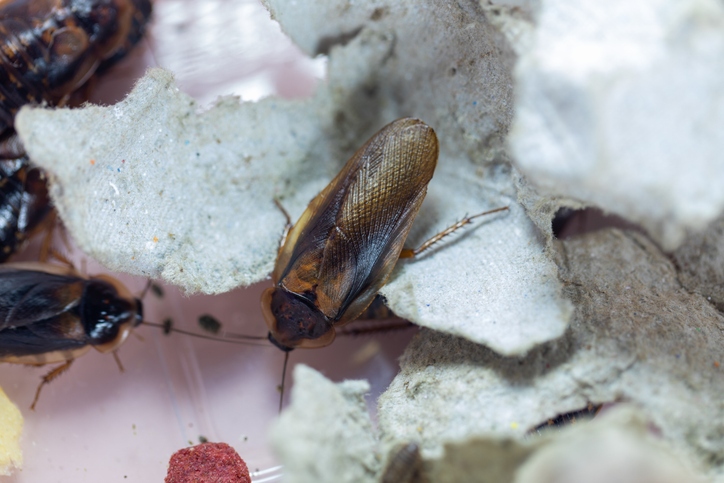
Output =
[
  {"x1": 0, "y1": 154, "x2": 52, "y2": 262},
  {"x1": 0, "y1": 0, "x2": 153, "y2": 133},
  {"x1": 261, "y1": 117, "x2": 508, "y2": 352},
  {"x1": 0, "y1": 262, "x2": 142, "y2": 409},
  {"x1": 0, "y1": 262, "x2": 266, "y2": 409}
]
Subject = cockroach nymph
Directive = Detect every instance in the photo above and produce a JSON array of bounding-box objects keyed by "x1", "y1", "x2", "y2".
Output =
[
  {"x1": 380, "y1": 442, "x2": 421, "y2": 483},
  {"x1": 530, "y1": 403, "x2": 603, "y2": 435},
  {"x1": 261, "y1": 117, "x2": 508, "y2": 352}
]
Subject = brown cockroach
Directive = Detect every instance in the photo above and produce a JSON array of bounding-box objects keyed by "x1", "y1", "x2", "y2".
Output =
[
  {"x1": 261, "y1": 117, "x2": 508, "y2": 352},
  {"x1": 0, "y1": 0, "x2": 153, "y2": 132},
  {"x1": 261, "y1": 117, "x2": 507, "y2": 410},
  {"x1": 0, "y1": 262, "x2": 266, "y2": 409}
]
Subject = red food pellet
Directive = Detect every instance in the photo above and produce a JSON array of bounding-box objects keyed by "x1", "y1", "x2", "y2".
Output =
[{"x1": 165, "y1": 442, "x2": 251, "y2": 483}]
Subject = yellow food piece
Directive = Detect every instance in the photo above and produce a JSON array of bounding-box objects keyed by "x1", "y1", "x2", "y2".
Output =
[{"x1": 0, "y1": 387, "x2": 22, "y2": 475}]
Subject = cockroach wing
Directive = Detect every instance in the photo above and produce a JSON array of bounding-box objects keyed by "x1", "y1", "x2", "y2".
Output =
[
  {"x1": 316, "y1": 120, "x2": 438, "y2": 323},
  {"x1": 0, "y1": 268, "x2": 84, "y2": 330},
  {"x1": 275, "y1": 118, "x2": 438, "y2": 324}
]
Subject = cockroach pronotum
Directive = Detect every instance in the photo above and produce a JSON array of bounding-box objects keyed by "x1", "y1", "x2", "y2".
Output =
[
  {"x1": 261, "y1": 117, "x2": 508, "y2": 409},
  {"x1": 0, "y1": 262, "x2": 266, "y2": 409},
  {"x1": 0, "y1": 0, "x2": 153, "y2": 261}
]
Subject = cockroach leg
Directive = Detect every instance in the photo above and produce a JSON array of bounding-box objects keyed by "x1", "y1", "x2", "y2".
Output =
[
  {"x1": 278, "y1": 351, "x2": 290, "y2": 414},
  {"x1": 139, "y1": 279, "x2": 154, "y2": 299},
  {"x1": 399, "y1": 206, "x2": 509, "y2": 259},
  {"x1": 38, "y1": 211, "x2": 58, "y2": 263},
  {"x1": 112, "y1": 351, "x2": 125, "y2": 373},
  {"x1": 273, "y1": 198, "x2": 293, "y2": 250},
  {"x1": 337, "y1": 319, "x2": 414, "y2": 338},
  {"x1": 0, "y1": 133, "x2": 25, "y2": 159},
  {"x1": 31, "y1": 360, "x2": 74, "y2": 410},
  {"x1": 47, "y1": 247, "x2": 75, "y2": 269}
]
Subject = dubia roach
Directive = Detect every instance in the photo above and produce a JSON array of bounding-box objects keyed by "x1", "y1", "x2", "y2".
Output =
[
  {"x1": 0, "y1": 262, "x2": 142, "y2": 408},
  {"x1": 0, "y1": 0, "x2": 153, "y2": 132},
  {"x1": 261, "y1": 118, "x2": 508, "y2": 351}
]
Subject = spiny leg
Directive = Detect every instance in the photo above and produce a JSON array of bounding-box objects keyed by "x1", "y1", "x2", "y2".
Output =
[
  {"x1": 31, "y1": 360, "x2": 74, "y2": 410},
  {"x1": 273, "y1": 198, "x2": 293, "y2": 252},
  {"x1": 337, "y1": 318, "x2": 414, "y2": 338},
  {"x1": 112, "y1": 351, "x2": 125, "y2": 373},
  {"x1": 47, "y1": 247, "x2": 75, "y2": 269},
  {"x1": 399, "y1": 206, "x2": 509, "y2": 259},
  {"x1": 38, "y1": 211, "x2": 58, "y2": 263},
  {"x1": 278, "y1": 351, "x2": 290, "y2": 414}
]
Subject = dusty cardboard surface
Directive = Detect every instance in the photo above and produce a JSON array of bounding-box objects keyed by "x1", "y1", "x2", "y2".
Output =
[
  {"x1": 378, "y1": 229, "x2": 724, "y2": 480},
  {"x1": 509, "y1": 0, "x2": 724, "y2": 250},
  {"x1": 15, "y1": 0, "x2": 571, "y2": 355},
  {"x1": 270, "y1": 365, "x2": 379, "y2": 483},
  {"x1": 514, "y1": 407, "x2": 702, "y2": 483},
  {"x1": 275, "y1": 368, "x2": 706, "y2": 483}
]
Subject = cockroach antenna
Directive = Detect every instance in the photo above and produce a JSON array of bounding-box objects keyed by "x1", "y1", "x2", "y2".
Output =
[
  {"x1": 279, "y1": 351, "x2": 290, "y2": 414},
  {"x1": 142, "y1": 321, "x2": 269, "y2": 347}
]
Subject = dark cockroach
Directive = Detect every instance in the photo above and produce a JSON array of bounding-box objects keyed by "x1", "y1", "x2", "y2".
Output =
[
  {"x1": 0, "y1": 262, "x2": 266, "y2": 409},
  {"x1": 380, "y1": 442, "x2": 421, "y2": 483},
  {"x1": 0, "y1": 154, "x2": 52, "y2": 262},
  {"x1": 530, "y1": 403, "x2": 603, "y2": 435},
  {"x1": 0, "y1": 0, "x2": 153, "y2": 132},
  {"x1": 0, "y1": 261, "x2": 143, "y2": 408},
  {"x1": 261, "y1": 117, "x2": 508, "y2": 352}
]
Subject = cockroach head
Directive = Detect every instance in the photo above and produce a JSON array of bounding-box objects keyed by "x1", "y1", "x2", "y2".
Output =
[{"x1": 260, "y1": 287, "x2": 336, "y2": 351}]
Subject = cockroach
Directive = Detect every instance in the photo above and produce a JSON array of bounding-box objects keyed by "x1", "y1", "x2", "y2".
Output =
[
  {"x1": 0, "y1": 155, "x2": 52, "y2": 262},
  {"x1": 530, "y1": 403, "x2": 603, "y2": 435},
  {"x1": 0, "y1": 0, "x2": 153, "y2": 132},
  {"x1": 261, "y1": 117, "x2": 507, "y2": 411},
  {"x1": 0, "y1": 262, "x2": 266, "y2": 409},
  {"x1": 380, "y1": 442, "x2": 421, "y2": 483},
  {"x1": 261, "y1": 117, "x2": 508, "y2": 352},
  {"x1": 0, "y1": 261, "x2": 143, "y2": 408}
]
